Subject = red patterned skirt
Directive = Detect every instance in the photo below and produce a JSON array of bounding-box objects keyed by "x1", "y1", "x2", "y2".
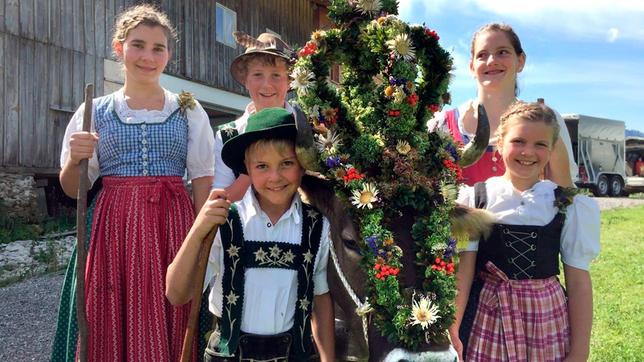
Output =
[
  {"x1": 466, "y1": 262, "x2": 569, "y2": 362},
  {"x1": 84, "y1": 176, "x2": 195, "y2": 361}
]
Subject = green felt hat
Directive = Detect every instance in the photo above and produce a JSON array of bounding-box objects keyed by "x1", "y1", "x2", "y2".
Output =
[{"x1": 222, "y1": 108, "x2": 297, "y2": 175}]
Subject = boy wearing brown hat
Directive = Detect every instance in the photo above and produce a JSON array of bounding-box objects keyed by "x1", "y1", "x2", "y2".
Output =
[
  {"x1": 213, "y1": 32, "x2": 295, "y2": 201},
  {"x1": 168, "y1": 108, "x2": 335, "y2": 361}
]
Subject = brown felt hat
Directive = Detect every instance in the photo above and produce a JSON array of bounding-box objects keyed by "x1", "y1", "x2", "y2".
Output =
[{"x1": 230, "y1": 32, "x2": 295, "y2": 85}]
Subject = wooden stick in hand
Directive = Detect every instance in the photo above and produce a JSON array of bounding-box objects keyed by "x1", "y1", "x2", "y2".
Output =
[
  {"x1": 180, "y1": 226, "x2": 219, "y2": 362},
  {"x1": 75, "y1": 84, "x2": 93, "y2": 362}
]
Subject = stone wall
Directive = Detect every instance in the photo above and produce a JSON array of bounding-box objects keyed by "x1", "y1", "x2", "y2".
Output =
[{"x1": 0, "y1": 172, "x2": 42, "y2": 222}]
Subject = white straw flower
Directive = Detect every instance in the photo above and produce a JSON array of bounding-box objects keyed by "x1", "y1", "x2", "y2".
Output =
[
  {"x1": 315, "y1": 130, "x2": 342, "y2": 154},
  {"x1": 409, "y1": 294, "x2": 440, "y2": 330},
  {"x1": 386, "y1": 33, "x2": 416, "y2": 61},
  {"x1": 290, "y1": 67, "x2": 315, "y2": 95},
  {"x1": 355, "y1": 0, "x2": 382, "y2": 16},
  {"x1": 351, "y1": 183, "x2": 379, "y2": 209}
]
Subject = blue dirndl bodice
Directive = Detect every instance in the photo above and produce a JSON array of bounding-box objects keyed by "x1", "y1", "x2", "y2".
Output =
[{"x1": 94, "y1": 95, "x2": 188, "y2": 177}]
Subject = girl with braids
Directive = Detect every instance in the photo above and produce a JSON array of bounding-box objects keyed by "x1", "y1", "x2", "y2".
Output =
[
  {"x1": 51, "y1": 4, "x2": 214, "y2": 361},
  {"x1": 452, "y1": 102, "x2": 599, "y2": 361}
]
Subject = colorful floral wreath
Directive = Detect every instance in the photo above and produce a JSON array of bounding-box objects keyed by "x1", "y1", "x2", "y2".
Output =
[{"x1": 292, "y1": 0, "x2": 463, "y2": 348}]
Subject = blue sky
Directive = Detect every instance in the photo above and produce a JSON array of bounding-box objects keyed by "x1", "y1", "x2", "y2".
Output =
[{"x1": 398, "y1": 0, "x2": 644, "y2": 132}]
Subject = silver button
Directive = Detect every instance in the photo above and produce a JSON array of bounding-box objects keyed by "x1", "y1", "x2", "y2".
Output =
[
  {"x1": 491, "y1": 166, "x2": 497, "y2": 172},
  {"x1": 142, "y1": 139, "x2": 148, "y2": 145},
  {"x1": 141, "y1": 124, "x2": 147, "y2": 129},
  {"x1": 266, "y1": 222, "x2": 272, "y2": 227},
  {"x1": 142, "y1": 147, "x2": 148, "y2": 152},
  {"x1": 142, "y1": 169, "x2": 149, "y2": 175},
  {"x1": 141, "y1": 131, "x2": 147, "y2": 137},
  {"x1": 142, "y1": 154, "x2": 148, "y2": 160},
  {"x1": 492, "y1": 156, "x2": 498, "y2": 162},
  {"x1": 142, "y1": 161, "x2": 148, "y2": 166}
]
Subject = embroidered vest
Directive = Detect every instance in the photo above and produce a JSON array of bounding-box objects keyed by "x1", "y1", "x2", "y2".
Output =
[
  {"x1": 218, "y1": 121, "x2": 240, "y2": 178},
  {"x1": 216, "y1": 203, "x2": 324, "y2": 359}
]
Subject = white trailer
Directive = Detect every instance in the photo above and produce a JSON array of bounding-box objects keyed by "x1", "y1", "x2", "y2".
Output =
[{"x1": 563, "y1": 114, "x2": 627, "y2": 197}]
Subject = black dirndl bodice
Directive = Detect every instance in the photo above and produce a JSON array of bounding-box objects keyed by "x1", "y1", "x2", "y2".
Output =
[{"x1": 459, "y1": 182, "x2": 568, "y2": 352}]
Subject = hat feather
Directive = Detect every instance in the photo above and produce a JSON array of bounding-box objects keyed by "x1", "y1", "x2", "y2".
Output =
[{"x1": 233, "y1": 31, "x2": 265, "y2": 50}]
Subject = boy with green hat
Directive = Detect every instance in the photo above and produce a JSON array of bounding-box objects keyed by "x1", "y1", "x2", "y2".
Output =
[
  {"x1": 168, "y1": 108, "x2": 335, "y2": 361},
  {"x1": 213, "y1": 32, "x2": 295, "y2": 201}
]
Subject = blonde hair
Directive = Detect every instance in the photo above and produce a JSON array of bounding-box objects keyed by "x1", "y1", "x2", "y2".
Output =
[
  {"x1": 112, "y1": 4, "x2": 178, "y2": 53},
  {"x1": 244, "y1": 138, "x2": 298, "y2": 167},
  {"x1": 497, "y1": 102, "x2": 560, "y2": 145}
]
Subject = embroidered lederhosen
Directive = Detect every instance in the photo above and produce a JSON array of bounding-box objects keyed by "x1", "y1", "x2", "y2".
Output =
[
  {"x1": 459, "y1": 182, "x2": 570, "y2": 352},
  {"x1": 218, "y1": 121, "x2": 240, "y2": 179},
  {"x1": 216, "y1": 203, "x2": 324, "y2": 360}
]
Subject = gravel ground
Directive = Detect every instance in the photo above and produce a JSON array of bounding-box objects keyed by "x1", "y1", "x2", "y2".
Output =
[
  {"x1": 0, "y1": 271, "x2": 65, "y2": 361},
  {"x1": 1, "y1": 197, "x2": 643, "y2": 361}
]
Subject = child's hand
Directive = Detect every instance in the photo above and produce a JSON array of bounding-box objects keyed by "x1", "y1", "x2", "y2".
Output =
[
  {"x1": 68, "y1": 131, "x2": 98, "y2": 165},
  {"x1": 195, "y1": 189, "x2": 231, "y2": 235}
]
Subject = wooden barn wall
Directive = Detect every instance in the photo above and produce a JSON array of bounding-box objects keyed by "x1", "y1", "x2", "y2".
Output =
[{"x1": 0, "y1": 0, "x2": 320, "y2": 173}]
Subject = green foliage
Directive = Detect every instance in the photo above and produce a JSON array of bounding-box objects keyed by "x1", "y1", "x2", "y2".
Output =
[{"x1": 350, "y1": 134, "x2": 385, "y2": 168}]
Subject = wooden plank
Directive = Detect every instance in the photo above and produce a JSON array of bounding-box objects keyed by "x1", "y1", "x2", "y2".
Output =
[
  {"x1": 60, "y1": 48, "x2": 74, "y2": 111},
  {"x1": 72, "y1": 51, "x2": 84, "y2": 107},
  {"x1": 199, "y1": 0, "x2": 207, "y2": 82},
  {"x1": 95, "y1": 0, "x2": 105, "y2": 58},
  {"x1": 173, "y1": 0, "x2": 183, "y2": 74},
  {"x1": 84, "y1": 0, "x2": 95, "y2": 55},
  {"x1": 96, "y1": 53, "x2": 104, "y2": 96},
  {"x1": 206, "y1": 0, "x2": 215, "y2": 85},
  {"x1": 5, "y1": 0, "x2": 20, "y2": 36},
  {"x1": 0, "y1": 34, "x2": 4, "y2": 163},
  {"x1": 48, "y1": 110, "x2": 62, "y2": 170},
  {"x1": 19, "y1": 38, "x2": 35, "y2": 167},
  {"x1": 4, "y1": 35, "x2": 20, "y2": 166},
  {"x1": 183, "y1": 0, "x2": 193, "y2": 78},
  {"x1": 72, "y1": 0, "x2": 83, "y2": 52},
  {"x1": 62, "y1": 0, "x2": 73, "y2": 49},
  {"x1": 49, "y1": 0, "x2": 62, "y2": 46},
  {"x1": 20, "y1": 0, "x2": 35, "y2": 38},
  {"x1": 48, "y1": 45, "x2": 62, "y2": 109},
  {"x1": 33, "y1": 41, "x2": 48, "y2": 167},
  {"x1": 105, "y1": 0, "x2": 115, "y2": 58},
  {"x1": 34, "y1": 0, "x2": 49, "y2": 42},
  {"x1": 0, "y1": 165, "x2": 62, "y2": 175},
  {"x1": 0, "y1": 0, "x2": 5, "y2": 33}
]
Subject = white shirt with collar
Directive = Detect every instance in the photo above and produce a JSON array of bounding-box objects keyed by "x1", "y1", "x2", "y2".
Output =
[
  {"x1": 457, "y1": 176, "x2": 600, "y2": 271},
  {"x1": 212, "y1": 102, "x2": 295, "y2": 189},
  {"x1": 205, "y1": 188, "x2": 331, "y2": 335}
]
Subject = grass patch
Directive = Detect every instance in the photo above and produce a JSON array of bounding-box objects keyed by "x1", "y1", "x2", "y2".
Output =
[
  {"x1": 0, "y1": 214, "x2": 75, "y2": 245},
  {"x1": 590, "y1": 205, "x2": 644, "y2": 361}
]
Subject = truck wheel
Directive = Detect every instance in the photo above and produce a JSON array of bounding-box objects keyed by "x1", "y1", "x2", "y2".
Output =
[
  {"x1": 609, "y1": 175, "x2": 624, "y2": 197},
  {"x1": 593, "y1": 175, "x2": 609, "y2": 197}
]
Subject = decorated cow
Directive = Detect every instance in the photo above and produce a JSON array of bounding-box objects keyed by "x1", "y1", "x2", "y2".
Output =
[{"x1": 291, "y1": 1, "x2": 493, "y2": 361}]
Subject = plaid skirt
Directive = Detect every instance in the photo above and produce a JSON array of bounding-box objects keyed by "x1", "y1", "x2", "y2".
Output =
[{"x1": 466, "y1": 262, "x2": 569, "y2": 362}]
